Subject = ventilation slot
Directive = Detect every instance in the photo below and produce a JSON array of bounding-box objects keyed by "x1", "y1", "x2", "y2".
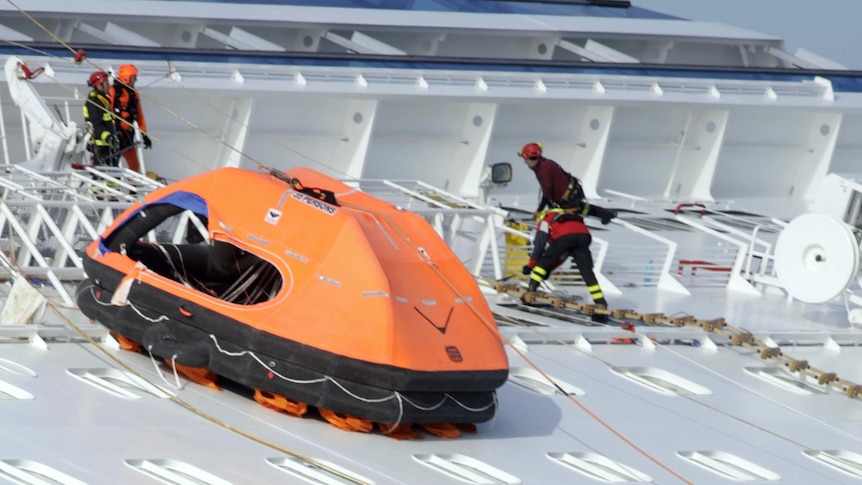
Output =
[
  {"x1": 125, "y1": 459, "x2": 232, "y2": 485},
  {"x1": 677, "y1": 451, "x2": 780, "y2": 481},
  {"x1": 413, "y1": 454, "x2": 520, "y2": 484},
  {"x1": 804, "y1": 449, "x2": 862, "y2": 478},
  {"x1": 0, "y1": 459, "x2": 86, "y2": 485},
  {"x1": 744, "y1": 366, "x2": 827, "y2": 395},
  {"x1": 0, "y1": 379, "x2": 33, "y2": 400},
  {"x1": 0, "y1": 357, "x2": 37, "y2": 377},
  {"x1": 610, "y1": 367, "x2": 711, "y2": 396},
  {"x1": 548, "y1": 452, "x2": 652, "y2": 483},
  {"x1": 68, "y1": 368, "x2": 171, "y2": 399},
  {"x1": 267, "y1": 457, "x2": 374, "y2": 485},
  {"x1": 508, "y1": 367, "x2": 584, "y2": 396}
]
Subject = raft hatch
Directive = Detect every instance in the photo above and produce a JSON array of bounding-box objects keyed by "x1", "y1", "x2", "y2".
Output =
[{"x1": 109, "y1": 202, "x2": 282, "y2": 305}]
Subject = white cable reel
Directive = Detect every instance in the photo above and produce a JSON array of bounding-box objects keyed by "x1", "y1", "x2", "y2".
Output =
[{"x1": 774, "y1": 213, "x2": 861, "y2": 304}]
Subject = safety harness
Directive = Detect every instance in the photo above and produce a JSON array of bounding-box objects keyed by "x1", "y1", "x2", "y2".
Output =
[{"x1": 556, "y1": 175, "x2": 586, "y2": 211}]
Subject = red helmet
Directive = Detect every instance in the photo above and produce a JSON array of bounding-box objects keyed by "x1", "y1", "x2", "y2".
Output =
[
  {"x1": 518, "y1": 142, "x2": 543, "y2": 159},
  {"x1": 88, "y1": 71, "x2": 108, "y2": 87}
]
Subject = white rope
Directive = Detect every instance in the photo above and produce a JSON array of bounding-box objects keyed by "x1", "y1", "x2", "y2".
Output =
[
  {"x1": 84, "y1": 285, "x2": 170, "y2": 322},
  {"x1": 443, "y1": 392, "x2": 497, "y2": 413},
  {"x1": 207, "y1": 333, "x2": 494, "y2": 417},
  {"x1": 128, "y1": 303, "x2": 170, "y2": 323},
  {"x1": 380, "y1": 395, "x2": 405, "y2": 434},
  {"x1": 152, "y1": 242, "x2": 193, "y2": 288},
  {"x1": 169, "y1": 354, "x2": 183, "y2": 389},
  {"x1": 396, "y1": 393, "x2": 447, "y2": 412},
  {"x1": 147, "y1": 345, "x2": 183, "y2": 390},
  {"x1": 80, "y1": 278, "x2": 498, "y2": 422}
]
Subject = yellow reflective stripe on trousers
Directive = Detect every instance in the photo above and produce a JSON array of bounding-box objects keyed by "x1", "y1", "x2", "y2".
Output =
[
  {"x1": 588, "y1": 284, "x2": 603, "y2": 299},
  {"x1": 530, "y1": 266, "x2": 547, "y2": 283}
]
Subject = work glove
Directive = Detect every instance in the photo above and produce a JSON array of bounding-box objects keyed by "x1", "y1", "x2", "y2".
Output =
[
  {"x1": 142, "y1": 134, "x2": 152, "y2": 149},
  {"x1": 601, "y1": 209, "x2": 618, "y2": 225},
  {"x1": 522, "y1": 265, "x2": 533, "y2": 275}
]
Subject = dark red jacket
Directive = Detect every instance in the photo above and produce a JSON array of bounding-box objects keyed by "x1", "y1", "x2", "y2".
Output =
[{"x1": 530, "y1": 157, "x2": 576, "y2": 211}]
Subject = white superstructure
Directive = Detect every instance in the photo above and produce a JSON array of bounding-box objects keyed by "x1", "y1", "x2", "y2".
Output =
[{"x1": 0, "y1": 1, "x2": 860, "y2": 484}]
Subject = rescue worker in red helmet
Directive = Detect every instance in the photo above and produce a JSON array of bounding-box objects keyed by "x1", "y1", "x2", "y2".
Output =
[
  {"x1": 109, "y1": 64, "x2": 150, "y2": 173},
  {"x1": 82, "y1": 71, "x2": 116, "y2": 166},
  {"x1": 522, "y1": 207, "x2": 609, "y2": 323},
  {"x1": 519, "y1": 142, "x2": 617, "y2": 223}
]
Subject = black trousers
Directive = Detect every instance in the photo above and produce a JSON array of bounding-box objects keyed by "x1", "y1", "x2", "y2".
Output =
[
  {"x1": 536, "y1": 233, "x2": 599, "y2": 288},
  {"x1": 91, "y1": 145, "x2": 118, "y2": 167}
]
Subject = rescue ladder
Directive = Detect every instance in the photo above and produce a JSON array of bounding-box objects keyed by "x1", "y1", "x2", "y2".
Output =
[{"x1": 485, "y1": 278, "x2": 862, "y2": 400}]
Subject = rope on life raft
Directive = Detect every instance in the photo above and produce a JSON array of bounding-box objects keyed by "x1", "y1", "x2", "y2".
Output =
[
  {"x1": 482, "y1": 277, "x2": 862, "y2": 400},
  {"x1": 267, "y1": 169, "x2": 339, "y2": 205}
]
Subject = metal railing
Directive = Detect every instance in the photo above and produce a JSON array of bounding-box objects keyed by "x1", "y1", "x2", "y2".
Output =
[{"x1": 0, "y1": 167, "x2": 803, "y2": 312}]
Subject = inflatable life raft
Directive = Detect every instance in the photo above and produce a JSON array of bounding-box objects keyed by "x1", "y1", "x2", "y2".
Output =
[{"x1": 76, "y1": 167, "x2": 508, "y2": 426}]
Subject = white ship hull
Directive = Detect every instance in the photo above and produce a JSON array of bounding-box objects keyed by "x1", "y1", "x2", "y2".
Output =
[{"x1": 0, "y1": 1, "x2": 860, "y2": 484}]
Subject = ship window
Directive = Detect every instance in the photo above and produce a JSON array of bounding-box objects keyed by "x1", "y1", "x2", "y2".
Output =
[
  {"x1": 0, "y1": 379, "x2": 33, "y2": 400},
  {"x1": 412, "y1": 454, "x2": 520, "y2": 484},
  {"x1": 508, "y1": 367, "x2": 584, "y2": 396},
  {"x1": 744, "y1": 366, "x2": 827, "y2": 395},
  {"x1": 113, "y1": 204, "x2": 282, "y2": 305},
  {"x1": 610, "y1": 367, "x2": 712, "y2": 396},
  {"x1": 266, "y1": 457, "x2": 375, "y2": 485},
  {"x1": 125, "y1": 459, "x2": 232, "y2": 485},
  {"x1": 0, "y1": 459, "x2": 86, "y2": 485},
  {"x1": 804, "y1": 449, "x2": 862, "y2": 478},
  {"x1": 547, "y1": 452, "x2": 652, "y2": 483},
  {"x1": 67, "y1": 368, "x2": 172, "y2": 399},
  {"x1": 677, "y1": 451, "x2": 781, "y2": 481}
]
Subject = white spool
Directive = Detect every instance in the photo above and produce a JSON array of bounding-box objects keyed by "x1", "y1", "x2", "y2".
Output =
[{"x1": 774, "y1": 213, "x2": 860, "y2": 303}]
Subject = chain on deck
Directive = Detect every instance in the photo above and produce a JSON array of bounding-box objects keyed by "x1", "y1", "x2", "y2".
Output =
[{"x1": 485, "y1": 278, "x2": 862, "y2": 400}]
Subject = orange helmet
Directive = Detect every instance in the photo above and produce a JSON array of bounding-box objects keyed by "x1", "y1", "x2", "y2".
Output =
[
  {"x1": 87, "y1": 71, "x2": 108, "y2": 87},
  {"x1": 518, "y1": 142, "x2": 542, "y2": 159},
  {"x1": 117, "y1": 64, "x2": 138, "y2": 83}
]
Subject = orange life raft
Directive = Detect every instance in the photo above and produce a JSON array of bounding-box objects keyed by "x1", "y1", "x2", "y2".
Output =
[{"x1": 76, "y1": 167, "x2": 508, "y2": 424}]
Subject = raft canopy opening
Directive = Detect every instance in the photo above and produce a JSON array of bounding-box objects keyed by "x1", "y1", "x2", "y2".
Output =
[{"x1": 103, "y1": 195, "x2": 282, "y2": 305}]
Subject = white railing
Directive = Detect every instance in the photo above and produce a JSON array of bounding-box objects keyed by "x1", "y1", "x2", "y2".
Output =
[{"x1": 0, "y1": 166, "x2": 803, "y2": 312}]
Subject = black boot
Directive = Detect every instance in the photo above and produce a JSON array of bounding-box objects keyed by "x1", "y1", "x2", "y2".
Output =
[
  {"x1": 600, "y1": 209, "x2": 618, "y2": 225},
  {"x1": 586, "y1": 204, "x2": 618, "y2": 225},
  {"x1": 591, "y1": 298, "x2": 609, "y2": 323},
  {"x1": 521, "y1": 279, "x2": 540, "y2": 305}
]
